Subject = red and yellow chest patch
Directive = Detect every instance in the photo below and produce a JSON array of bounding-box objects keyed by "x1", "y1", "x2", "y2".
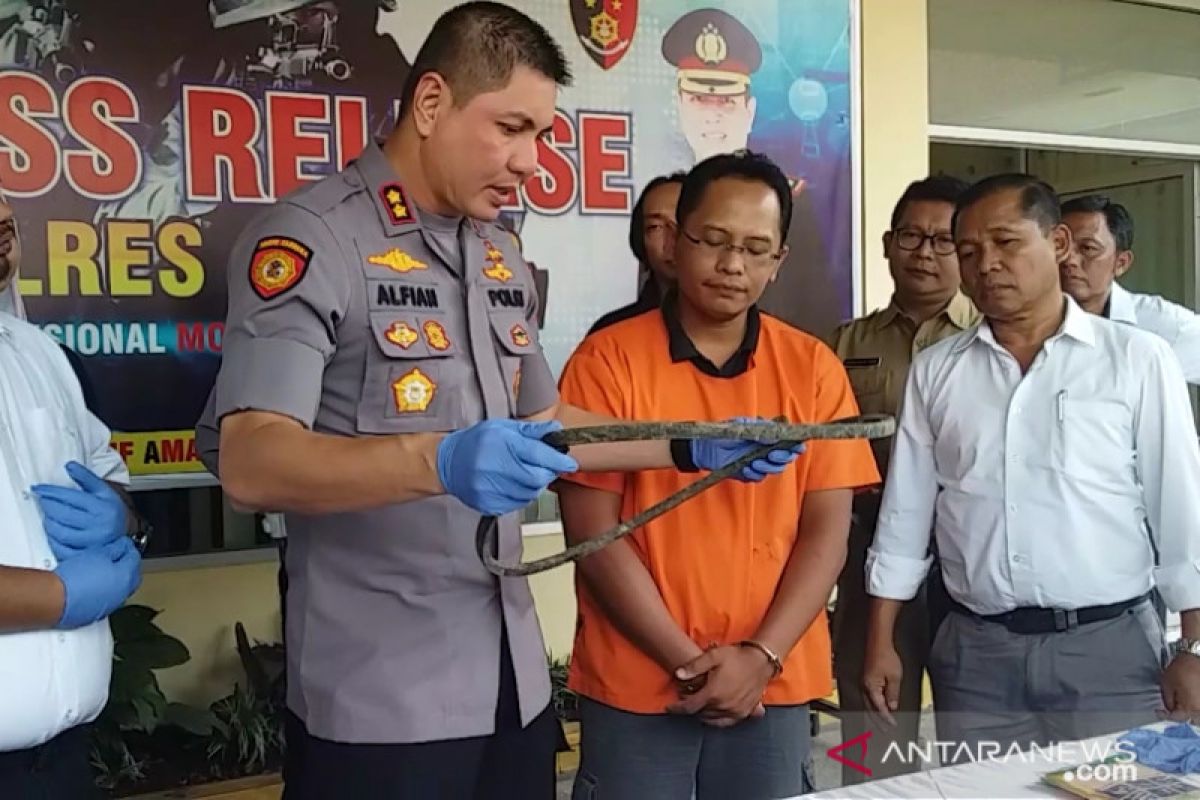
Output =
[
  {"x1": 392, "y1": 368, "x2": 436, "y2": 413},
  {"x1": 384, "y1": 321, "x2": 419, "y2": 349},
  {"x1": 249, "y1": 236, "x2": 312, "y2": 300},
  {"x1": 510, "y1": 324, "x2": 531, "y2": 348},
  {"x1": 422, "y1": 320, "x2": 451, "y2": 351}
]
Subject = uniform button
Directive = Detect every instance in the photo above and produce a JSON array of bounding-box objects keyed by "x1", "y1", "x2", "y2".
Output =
[
  {"x1": 1008, "y1": 503, "x2": 1017, "y2": 513},
  {"x1": 1011, "y1": 555, "x2": 1024, "y2": 564},
  {"x1": 21, "y1": 490, "x2": 30, "y2": 500},
  {"x1": 57, "y1": 633, "x2": 66, "y2": 644},
  {"x1": 43, "y1": 559, "x2": 52, "y2": 569}
]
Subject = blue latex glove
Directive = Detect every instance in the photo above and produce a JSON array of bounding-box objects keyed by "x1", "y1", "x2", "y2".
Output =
[
  {"x1": 53, "y1": 536, "x2": 142, "y2": 630},
  {"x1": 690, "y1": 417, "x2": 806, "y2": 483},
  {"x1": 32, "y1": 461, "x2": 127, "y2": 557},
  {"x1": 1119, "y1": 724, "x2": 1200, "y2": 774},
  {"x1": 437, "y1": 419, "x2": 579, "y2": 516}
]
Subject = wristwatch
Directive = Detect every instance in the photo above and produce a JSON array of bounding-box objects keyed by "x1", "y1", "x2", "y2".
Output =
[{"x1": 1171, "y1": 638, "x2": 1200, "y2": 659}]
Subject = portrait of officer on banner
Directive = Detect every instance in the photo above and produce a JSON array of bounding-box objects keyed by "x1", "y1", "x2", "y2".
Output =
[{"x1": 661, "y1": 7, "x2": 842, "y2": 337}]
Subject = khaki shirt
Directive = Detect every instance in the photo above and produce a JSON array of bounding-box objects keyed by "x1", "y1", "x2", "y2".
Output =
[
  {"x1": 202, "y1": 141, "x2": 557, "y2": 744},
  {"x1": 828, "y1": 292, "x2": 978, "y2": 480}
]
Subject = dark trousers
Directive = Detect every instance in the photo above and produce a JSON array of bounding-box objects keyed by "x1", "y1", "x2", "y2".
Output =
[
  {"x1": 0, "y1": 724, "x2": 99, "y2": 800},
  {"x1": 832, "y1": 502, "x2": 933, "y2": 785},
  {"x1": 281, "y1": 626, "x2": 558, "y2": 799}
]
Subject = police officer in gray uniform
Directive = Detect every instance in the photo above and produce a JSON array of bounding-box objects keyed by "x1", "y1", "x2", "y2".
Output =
[{"x1": 198, "y1": 4, "x2": 801, "y2": 798}]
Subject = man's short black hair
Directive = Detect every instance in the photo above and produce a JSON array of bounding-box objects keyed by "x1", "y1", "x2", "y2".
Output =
[
  {"x1": 1060, "y1": 193, "x2": 1134, "y2": 252},
  {"x1": 891, "y1": 175, "x2": 970, "y2": 230},
  {"x1": 953, "y1": 173, "x2": 1061, "y2": 236},
  {"x1": 629, "y1": 172, "x2": 685, "y2": 264},
  {"x1": 676, "y1": 151, "x2": 793, "y2": 242},
  {"x1": 399, "y1": 2, "x2": 572, "y2": 119}
]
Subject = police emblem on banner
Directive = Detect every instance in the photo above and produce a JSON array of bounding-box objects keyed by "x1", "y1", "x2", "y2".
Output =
[{"x1": 571, "y1": 0, "x2": 637, "y2": 71}]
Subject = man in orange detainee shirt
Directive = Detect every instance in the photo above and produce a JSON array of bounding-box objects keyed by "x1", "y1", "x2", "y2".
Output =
[{"x1": 557, "y1": 151, "x2": 881, "y2": 800}]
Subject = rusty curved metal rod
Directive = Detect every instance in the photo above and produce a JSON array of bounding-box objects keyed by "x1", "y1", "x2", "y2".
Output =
[{"x1": 476, "y1": 414, "x2": 895, "y2": 578}]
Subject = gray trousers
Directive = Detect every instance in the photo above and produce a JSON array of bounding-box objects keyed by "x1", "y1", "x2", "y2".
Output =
[
  {"x1": 929, "y1": 599, "x2": 1168, "y2": 765},
  {"x1": 572, "y1": 697, "x2": 815, "y2": 800}
]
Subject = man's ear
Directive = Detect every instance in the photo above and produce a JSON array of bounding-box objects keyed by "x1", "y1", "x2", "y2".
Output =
[
  {"x1": 882, "y1": 231, "x2": 893, "y2": 259},
  {"x1": 1052, "y1": 223, "x2": 1073, "y2": 265},
  {"x1": 768, "y1": 244, "x2": 789, "y2": 283},
  {"x1": 1115, "y1": 249, "x2": 1134, "y2": 279},
  {"x1": 410, "y1": 72, "x2": 450, "y2": 138}
]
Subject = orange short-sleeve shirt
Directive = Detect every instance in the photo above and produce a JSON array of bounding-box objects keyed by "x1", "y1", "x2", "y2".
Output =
[{"x1": 558, "y1": 308, "x2": 881, "y2": 714}]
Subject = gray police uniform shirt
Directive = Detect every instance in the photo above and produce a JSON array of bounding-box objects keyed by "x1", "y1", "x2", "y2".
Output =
[
  {"x1": 206, "y1": 141, "x2": 558, "y2": 744},
  {"x1": 1107, "y1": 282, "x2": 1200, "y2": 384}
]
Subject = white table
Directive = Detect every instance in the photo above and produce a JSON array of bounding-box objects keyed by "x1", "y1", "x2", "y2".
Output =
[{"x1": 802, "y1": 724, "x2": 1194, "y2": 799}]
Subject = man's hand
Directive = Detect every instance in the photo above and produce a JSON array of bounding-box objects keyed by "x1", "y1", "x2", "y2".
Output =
[
  {"x1": 666, "y1": 645, "x2": 774, "y2": 727},
  {"x1": 437, "y1": 419, "x2": 579, "y2": 515},
  {"x1": 53, "y1": 537, "x2": 142, "y2": 630},
  {"x1": 862, "y1": 641, "x2": 903, "y2": 726},
  {"x1": 1161, "y1": 653, "x2": 1200, "y2": 721},
  {"x1": 32, "y1": 461, "x2": 127, "y2": 556},
  {"x1": 690, "y1": 418, "x2": 805, "y2": 483}
]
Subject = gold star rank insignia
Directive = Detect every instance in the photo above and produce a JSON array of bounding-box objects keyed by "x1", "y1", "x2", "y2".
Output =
[
  {"x1": 510, "y1": 324, "x2": 531, "y2": 348},
  {"x1": 378, "y1": 182, "x2": 415, "y2": 225}
]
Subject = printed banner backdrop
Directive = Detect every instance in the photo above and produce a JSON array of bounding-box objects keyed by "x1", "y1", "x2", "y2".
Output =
[{"x1": 0, "y1": 0, "x2": 854, "y2": 478}]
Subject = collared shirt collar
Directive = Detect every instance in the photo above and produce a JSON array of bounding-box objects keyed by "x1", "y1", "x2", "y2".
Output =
[
  {"x1": 661, "y1": 291, "x2": 761, "y2": 378},
  {"x1": 876, "y1": 291, "x2": 976, "y2": 332},
  {"x1": 956, "y1": 294, "x2": 1096, "y2": 354},
  {"x1": 1106, "y1": 282, "x2": 1138, "y2": 325}
]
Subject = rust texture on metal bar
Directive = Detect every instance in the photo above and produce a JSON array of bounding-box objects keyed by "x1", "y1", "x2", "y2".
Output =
[{"x1": 477, "y1": 415, "x2": 895, "y2": 577}]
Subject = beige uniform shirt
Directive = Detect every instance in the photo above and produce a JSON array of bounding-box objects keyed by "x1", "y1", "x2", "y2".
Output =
[{"x1": 829, "y1": 293, "x2": 978, "y2": 480}]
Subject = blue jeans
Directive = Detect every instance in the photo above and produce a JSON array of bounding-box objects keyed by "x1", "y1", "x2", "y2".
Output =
[{"x1": 572, "y1": 698, "x2": 814, "y2": 800}]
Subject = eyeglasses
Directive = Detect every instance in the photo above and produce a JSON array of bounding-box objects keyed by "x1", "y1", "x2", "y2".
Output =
[
  {"x1": 680, "y1": 229, "x2": 783, "y2": 268},
  {"x1": 894, "y1": 229, "x2": 956, "y2": 256}
]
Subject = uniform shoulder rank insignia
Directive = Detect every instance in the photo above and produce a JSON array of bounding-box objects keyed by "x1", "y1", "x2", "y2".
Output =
[
  {"x1": 384, "y1": 321, "x2": 419, "y2": 349},
  {"x1": 482, "y1": 239, "x2": 514, "y2": 283},
  {"x1": 422, "y1": 320, "x2": 451, "y2": 351},
  {"x1": 249, "y1": 236, "x2": 312, "y2": 300},
  {"x1": 392, "y1": 367, "x2": 435, "y2": 413},
  {"x1": 369, "y1": 248, "x2": 427, "y2": 273},
  {"x1": 510, "y1": 324, "x2": 531, "y2": 348},
  {"x1": 379, "y1": 183, "x2": 415, "y2": 225},
  {"x1": 513, "y1": 365, "x2": 522, "y2": 398}
]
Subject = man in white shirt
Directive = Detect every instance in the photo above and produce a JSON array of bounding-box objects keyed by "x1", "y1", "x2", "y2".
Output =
[
  {"x1": 863, "y1": 174, "x2": 1200, "y2": 757},
  {"x1": 1060, "y1": 194, "x2": 1200, "y2": 383},
  {"x1": 0, "y1": 197, "x2": 143, "y2": 798}
]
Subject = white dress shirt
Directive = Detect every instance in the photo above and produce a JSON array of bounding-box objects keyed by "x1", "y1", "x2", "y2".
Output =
[
  {"x1": 0, "y1": 311, "x2": 129, "y2": 751},
  {"x1": 1108, "y1": 282, "x2": 1200, "y2": 384},
  {"x1": 867, "y1": 296, "x2": 1200, "y2": 616}
]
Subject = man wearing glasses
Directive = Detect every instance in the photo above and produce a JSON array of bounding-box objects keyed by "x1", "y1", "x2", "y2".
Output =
[
  {"x1": 557, "y1": 151, "x2": 879, "y2": 799},
  {"x1": 827, "y1": 175, "x2": 975, "y2": 784}
]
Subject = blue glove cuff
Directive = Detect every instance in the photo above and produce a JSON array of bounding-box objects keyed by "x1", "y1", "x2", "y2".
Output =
[{"x1": 672, "y1": 439, "x2": 699, "y2": 472}]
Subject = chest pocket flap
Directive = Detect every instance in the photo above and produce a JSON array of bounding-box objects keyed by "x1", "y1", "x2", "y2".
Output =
[{"x1": 358, "y1": 312, "x2": 465, "y2": 433}]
